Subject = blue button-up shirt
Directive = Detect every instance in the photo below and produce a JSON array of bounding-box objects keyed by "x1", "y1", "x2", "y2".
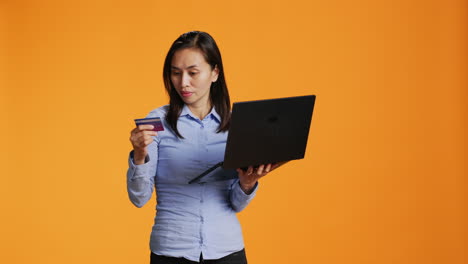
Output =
[{"x1": 127, "y1": 105, "x2": 258, "y2": 261}]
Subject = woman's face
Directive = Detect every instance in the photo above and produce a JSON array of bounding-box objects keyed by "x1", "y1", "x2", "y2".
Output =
[{"x1": 170, "y1": 48, "x2": 219, "y2": 110}]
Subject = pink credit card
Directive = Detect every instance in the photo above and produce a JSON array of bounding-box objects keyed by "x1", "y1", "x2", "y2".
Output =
[{"x1": 134, "y1": 117, "x2": 164, "y2": 131}]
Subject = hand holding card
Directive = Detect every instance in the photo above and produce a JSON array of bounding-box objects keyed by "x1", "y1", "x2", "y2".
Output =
[
  {"x1": 134, "y1": 117, "x2": 164, "y2": 131},
  {"x1": 130, "y1": 117, "x2": 163, "y2": 165}
]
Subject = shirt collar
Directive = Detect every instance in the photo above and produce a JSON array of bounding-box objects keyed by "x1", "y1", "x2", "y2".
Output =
[{"x1": 180, "y1": 104, "x2": 221, "y2": 123}]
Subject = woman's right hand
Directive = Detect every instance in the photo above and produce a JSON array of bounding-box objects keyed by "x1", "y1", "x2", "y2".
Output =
[{"x1": 129, "y1": 125, "x2": 158, "y2": 165}]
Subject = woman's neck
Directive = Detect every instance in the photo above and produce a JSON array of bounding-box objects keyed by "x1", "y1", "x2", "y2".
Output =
[{"x1": 187, "y1": 103, "x2": 212, "y2": 120}]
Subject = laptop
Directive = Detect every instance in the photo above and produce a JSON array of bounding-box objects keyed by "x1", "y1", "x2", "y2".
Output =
[{"x1": 188, "y1": 95, "x2": 316, "y2": 184}]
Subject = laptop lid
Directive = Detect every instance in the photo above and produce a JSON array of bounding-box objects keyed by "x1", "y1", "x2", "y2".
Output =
[
  {"x1": 188, "y1": 95, "x2": 316, "y2": 184},
  {"x1": 223, "y1": 95, "x2": 316, "y2": 169}
]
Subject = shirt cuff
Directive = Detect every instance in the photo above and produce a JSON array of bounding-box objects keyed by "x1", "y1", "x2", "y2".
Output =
[
  {"x1": 229, "y1": 179, "x2": 259, "y2": 212},
  {"x1": 234, "y1": 180, "x2": 258, "y2": 198},
  {"x1": 128, "y1": 151, "x2": 151, "y2": 180}
]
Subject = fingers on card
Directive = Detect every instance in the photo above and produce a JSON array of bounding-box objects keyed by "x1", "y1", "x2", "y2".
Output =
[{"x1": 134, "y1": 117, "x2": 164, "y2": 131}]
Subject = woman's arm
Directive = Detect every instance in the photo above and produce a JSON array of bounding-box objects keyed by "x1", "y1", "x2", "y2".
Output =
[
  {"x1": 228, "y1": 164, "x2": 278, "y2": 212},
  {"x1": 126, "y1": 125, "x2": 159, "y2": 208},
  {"x1": 229, "y1": 179, "x2": 258, "y2": 213}
]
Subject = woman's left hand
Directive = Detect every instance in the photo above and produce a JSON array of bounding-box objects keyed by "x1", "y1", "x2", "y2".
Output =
[{"x1": 236, "y1": 164, "x2": 278, "y2": 194}]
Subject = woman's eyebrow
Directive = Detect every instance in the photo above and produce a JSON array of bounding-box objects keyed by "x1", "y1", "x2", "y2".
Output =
[{"x1": 171, "y1": 65, "x2": 199, "y2": 70}]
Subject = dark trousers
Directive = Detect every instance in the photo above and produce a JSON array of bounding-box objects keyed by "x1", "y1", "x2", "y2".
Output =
[{"x1": 150, "y1": 249, "x2": 247, "y2": 264}]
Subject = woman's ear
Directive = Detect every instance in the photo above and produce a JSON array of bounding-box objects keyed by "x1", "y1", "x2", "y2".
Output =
[{"x1": 212, "y1": 65, "x2": 219, "y2": 82}]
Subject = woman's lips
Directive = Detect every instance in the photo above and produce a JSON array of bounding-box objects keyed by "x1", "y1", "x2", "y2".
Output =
[{"x1": 181, "y1": 91, "x2": 193, "y2": 97}]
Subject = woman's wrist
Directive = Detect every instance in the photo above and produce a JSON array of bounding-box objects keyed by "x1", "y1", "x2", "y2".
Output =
[
  {"x1": 133, "y1": 150, "x2": 147, "y2": 165},
  {"x1": 239, "y1": 181, "x2": 256, "y2": 195}
]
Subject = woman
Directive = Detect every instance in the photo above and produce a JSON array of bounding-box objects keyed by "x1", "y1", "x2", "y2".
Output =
[{"x1": 128, "y1": 31, "x2": 275, "y2": 264}]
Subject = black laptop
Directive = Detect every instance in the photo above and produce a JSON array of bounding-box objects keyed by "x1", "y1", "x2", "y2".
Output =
[{"x1": 188, "y1": 95, "x2": 316, "y2": 184}]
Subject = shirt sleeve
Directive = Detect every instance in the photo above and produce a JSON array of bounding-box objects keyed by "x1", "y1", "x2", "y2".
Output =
[
  {"x1": 126, "y1": 138, "x2": 158, "y2": 208},
  {"x1": 229, "y1": 179, "x2": 259, "y2": 212}
]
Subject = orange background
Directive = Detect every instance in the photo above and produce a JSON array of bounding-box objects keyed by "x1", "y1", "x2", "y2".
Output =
[{"x1": 2, "y1": 0, "x2": 467, "y2": 263}]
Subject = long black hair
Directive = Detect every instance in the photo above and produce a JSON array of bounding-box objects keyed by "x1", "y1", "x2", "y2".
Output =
[{"x1": 163, "y1": 31, "x2": 231, "y2": 138}]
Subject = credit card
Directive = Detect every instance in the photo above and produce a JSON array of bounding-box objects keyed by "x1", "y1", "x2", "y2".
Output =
[{"x1": 134, "y1": 117, "x2": 164, "y2": 131}]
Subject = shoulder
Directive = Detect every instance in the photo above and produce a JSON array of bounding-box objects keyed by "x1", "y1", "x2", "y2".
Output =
[{"x1": 146, "y1": 105, "x2": 169, "y2": 118}]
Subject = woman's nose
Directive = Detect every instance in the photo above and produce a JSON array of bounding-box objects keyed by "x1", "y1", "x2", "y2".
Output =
[{"x1": 181, "y1": 73, "x2": 190, "y2": 87}]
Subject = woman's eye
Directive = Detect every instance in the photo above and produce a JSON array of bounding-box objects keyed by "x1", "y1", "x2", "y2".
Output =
[
  {"x1": 189, "y1": 72, "x2": 198, "y2": 76},
  {"x1": 171, "y1": 71, "x2": 180, "y2": 76}
]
